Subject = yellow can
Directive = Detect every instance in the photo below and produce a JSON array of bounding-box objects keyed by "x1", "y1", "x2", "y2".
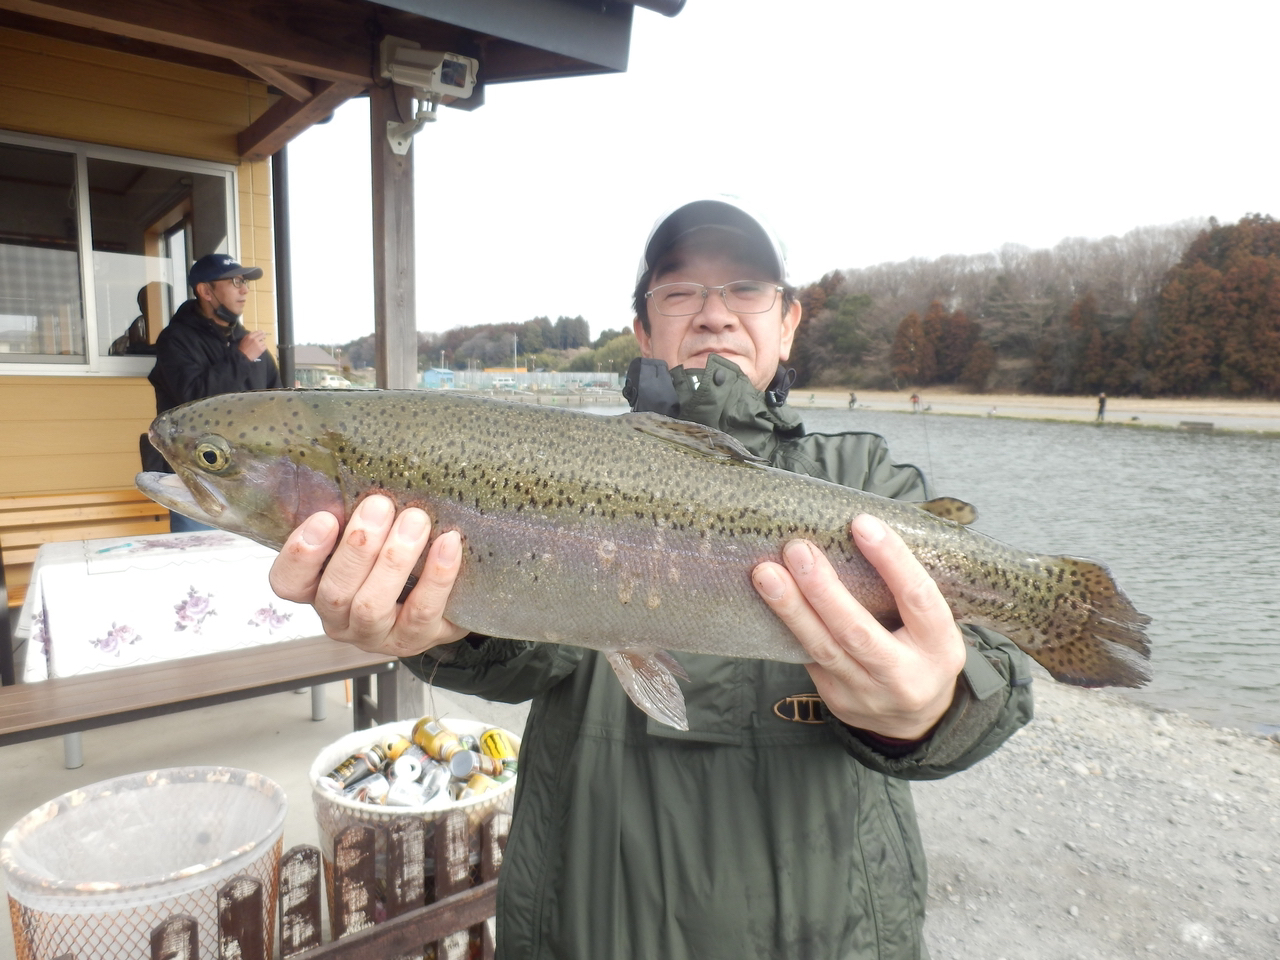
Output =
[{"x1": 480, "y1": 728, "x2": 518, "y2": 761}]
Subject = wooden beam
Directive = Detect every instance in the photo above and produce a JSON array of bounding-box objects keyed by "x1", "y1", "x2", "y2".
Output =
[
  {"x1": 237, "y1": 79, "x2": 364, "y2": 162},
  {"x1": 0, "y1": 0, "x2": 373, "y2": 84},
  {"x1": 236, "y1": 61, "x2": 314, "y2": 101},
  {"x1": 369, "y1": 82, "x2": 418, "y2": 390}
]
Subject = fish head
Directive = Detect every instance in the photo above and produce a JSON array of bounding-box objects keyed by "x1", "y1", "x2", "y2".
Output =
[{"x1": 136, "y1": 391, "x2": 348, "y2": 549}]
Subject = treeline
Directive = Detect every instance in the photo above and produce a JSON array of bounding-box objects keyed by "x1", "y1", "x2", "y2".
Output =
[
  {"x1": 325, "y1": 314, "x2": 641, "y2": 376},
  {"x1": 792, "y1": 214, "x2": 1280, "y2": 397}
]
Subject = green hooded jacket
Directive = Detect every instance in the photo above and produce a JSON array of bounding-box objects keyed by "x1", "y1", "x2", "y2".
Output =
[{"x1": 405, "y1": 356, "x2": 1034, "y2": 960}]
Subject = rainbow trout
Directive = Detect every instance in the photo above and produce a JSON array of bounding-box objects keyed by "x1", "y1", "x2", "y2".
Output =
[{"x1": 137, "y1": 390, "x2": 1152, "y2": 729}]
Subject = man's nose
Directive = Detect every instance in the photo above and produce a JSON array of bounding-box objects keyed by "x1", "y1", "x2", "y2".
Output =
[{"x1": 696, "y1": 288, "x2": 738, "y2": 328}]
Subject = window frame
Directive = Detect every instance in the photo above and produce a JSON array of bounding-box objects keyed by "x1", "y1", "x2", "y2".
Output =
[{"x1": 0, "y1": 128, "x2": 241, "y2": 377}]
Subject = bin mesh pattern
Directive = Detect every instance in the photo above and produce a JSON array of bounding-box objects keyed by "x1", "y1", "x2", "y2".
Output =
[{"x1": 7, "y1": 838, "x2": 281, "y2": 960}]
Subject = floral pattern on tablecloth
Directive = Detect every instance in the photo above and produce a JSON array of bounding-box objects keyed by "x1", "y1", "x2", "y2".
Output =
[
  {"x1": 174, "y1": 587, "x2": 217, "y2": 633},
  {"x1": 248, "y1": 604, "x2": 293, "y2": 634},
  {"x1": 91, "y1": 623, "x2": 142, "y2": 655}
]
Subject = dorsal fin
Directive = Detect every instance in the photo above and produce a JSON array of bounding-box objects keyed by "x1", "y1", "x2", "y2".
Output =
[
  {"x1": 917, "y1": 496, "x2": 978, "y2": 525},
  {"x1": 620, "y1": 412, "x2": 769, "y2": 465}
]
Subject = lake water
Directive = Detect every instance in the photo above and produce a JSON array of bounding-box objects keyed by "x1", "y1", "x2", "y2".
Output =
[
  {"x1": 588, "y1": 403, "x2": 1279, "y2": 734},
  {"x1": 799, "y1": 407, "x2": 1280, "y2": 736}
]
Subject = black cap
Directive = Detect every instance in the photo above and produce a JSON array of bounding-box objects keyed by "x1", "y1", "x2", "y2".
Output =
[{"x1": 188, "y1": 253, "x2": 264, "y2": 289}]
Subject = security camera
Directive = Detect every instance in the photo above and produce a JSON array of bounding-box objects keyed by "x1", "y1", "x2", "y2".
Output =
[{"x1": 379, "y1": 37, "x2": 477, "y2": 101}]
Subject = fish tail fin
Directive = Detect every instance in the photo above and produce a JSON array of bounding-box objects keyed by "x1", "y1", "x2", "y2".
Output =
[{"x1": 1019, "y1": 556, "x2": 1152, "y2": 688}]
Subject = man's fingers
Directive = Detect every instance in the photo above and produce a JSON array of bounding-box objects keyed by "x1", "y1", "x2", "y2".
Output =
[
  {"x1": 850, "y1": 514, "x2": 961, "y2": 657},
  {"x1": 344, "y1": 503, "x2": 430, "y2": 632},
  {"x1": 398, "y1": 530, "x2": 466, "y2": 643},
  {"x1": 270, "y1": 511, "x2": 339, "y2": 603},
  {"x1": 752, "y1": 547, "x2": 873, "y2": 675}
]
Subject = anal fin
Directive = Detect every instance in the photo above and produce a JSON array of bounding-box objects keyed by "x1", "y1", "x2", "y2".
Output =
[{"x1": 606, "y1": 650, "x2": 689, "y2": 730}]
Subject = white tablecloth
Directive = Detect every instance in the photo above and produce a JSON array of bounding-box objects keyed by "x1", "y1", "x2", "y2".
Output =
[{"x1": 17, "y1": 531, "x2": 325, "y2": 681}]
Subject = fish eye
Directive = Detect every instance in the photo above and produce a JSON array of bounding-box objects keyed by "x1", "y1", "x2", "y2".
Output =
[{"x1": 194, "y1": 436, "x2": 233, "y2": 473}]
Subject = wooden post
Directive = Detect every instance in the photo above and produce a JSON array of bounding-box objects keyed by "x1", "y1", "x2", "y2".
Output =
[
  {"x1": 369, "y1": 82, "x2": 419, "y2": 391},
  {"x1": 368, "y1": 82, "x2": 426, "y2": 720}
]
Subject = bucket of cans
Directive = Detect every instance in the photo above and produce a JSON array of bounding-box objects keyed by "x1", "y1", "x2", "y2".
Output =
[{"x1": 309, "y1": 716, "x2": 520, "y2": 910}]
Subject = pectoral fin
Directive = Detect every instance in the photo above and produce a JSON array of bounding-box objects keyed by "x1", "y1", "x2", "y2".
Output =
[{"x1": 606, "y1": 649, "x2": 690, "y2": 730}]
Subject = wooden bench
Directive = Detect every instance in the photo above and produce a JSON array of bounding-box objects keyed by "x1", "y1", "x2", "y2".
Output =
[
  {"x1": 0, "y1": 634, "x2": 402, "y2": 765},
  {"x1": 0, "y1": 488, "x2": 170, "y2": 615}
]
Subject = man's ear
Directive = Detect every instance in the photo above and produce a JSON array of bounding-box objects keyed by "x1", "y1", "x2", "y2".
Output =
[
  {"x1": 632, "y1": 316, "x2": 653, "y2": 357},
  {"x1": 777, "y1": 298, "x2": 802, "y2": 363}
]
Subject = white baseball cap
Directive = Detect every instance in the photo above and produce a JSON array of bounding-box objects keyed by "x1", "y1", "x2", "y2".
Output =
[{"x1": 636, "y1": 196, "x2": 789, "y2": 285}]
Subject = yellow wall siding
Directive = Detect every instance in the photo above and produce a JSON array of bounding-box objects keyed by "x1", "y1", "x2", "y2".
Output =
[
  {"x1": 0, "y1": 27, "x2": 279, "y2": 498},
  {"x1": 0, "y1": 26, "x2": 270, "y2": 163},
  {"x1": 0, "y1": 377, "x2": 156, "y2": 495}
]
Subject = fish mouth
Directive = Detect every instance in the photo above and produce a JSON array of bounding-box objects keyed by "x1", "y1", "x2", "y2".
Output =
[{"x1": 135, "y1": 470, "x2": 224, "y2": 525}]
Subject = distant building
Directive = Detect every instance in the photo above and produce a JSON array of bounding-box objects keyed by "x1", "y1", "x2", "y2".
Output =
[
  {"x1": 294, "y1": 346, "x2": 342, "y2": 387},
  {"x1": 421, "y1": 367, "x2": 455, "y2": 389}
]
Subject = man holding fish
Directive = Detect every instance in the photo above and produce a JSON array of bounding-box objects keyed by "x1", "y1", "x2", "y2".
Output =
[{"x1": 266, "y1": 197, "x2": 1036, "y2": 959}]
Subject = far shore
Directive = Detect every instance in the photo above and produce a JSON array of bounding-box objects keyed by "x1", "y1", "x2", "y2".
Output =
[{"x1": 796, "y1": 386, "x2": 1280, "y2": 435}]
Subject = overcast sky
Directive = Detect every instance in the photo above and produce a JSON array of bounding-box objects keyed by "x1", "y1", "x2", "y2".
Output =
[{"x1": 284, "y1": 0, "x2": 1277, "y2": 348}]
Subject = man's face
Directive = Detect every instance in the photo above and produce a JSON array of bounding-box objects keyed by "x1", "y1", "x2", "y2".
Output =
[
  {"x1": 201, "y1": 276, "x2": 249, "y2": 321},
  {"x1": 633, "y1": 241, "x2": 801, "y2": 392}
]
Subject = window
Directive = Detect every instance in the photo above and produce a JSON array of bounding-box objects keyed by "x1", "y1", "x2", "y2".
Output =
[{"x1": 0, "y1": 132, "x2": 237, "y2": 372}]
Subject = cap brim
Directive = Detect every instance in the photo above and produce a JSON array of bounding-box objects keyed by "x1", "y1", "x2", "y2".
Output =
[{"x1": 222, "y1": 266, "x2": 264, "y2": 281}]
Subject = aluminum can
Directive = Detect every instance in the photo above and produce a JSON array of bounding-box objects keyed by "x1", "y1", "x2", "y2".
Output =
[
  {"x1": 343, "y1": 772, "x2": 390, "y2": 804},
  {"x1": 411, "y1": 717, "x2": 464, "y2": 763},
  {"x1": 391, "y1": 754, "x2": 423, "y2": 783},
  {"x1": 385, "y1": 777, "x2": 431, "y2": 807},
  {"x1": 381, "y1": 735, "x2": 413, "y2": 763},
  {"x1": 456, "y1": 772, "x2": 498, "y2": 800},
  {"x1": 480, "y1": 728, "x2": 518, "y2": 761},
  {"x1": 324, "y1": 744, "x2": 387, "y2": 790},
  {"x1": 420, "y1": 760, "x2": 452, "y2": 801},
  {"x1": 449, "y1": 749, "x2": 504, "y2": 779}
]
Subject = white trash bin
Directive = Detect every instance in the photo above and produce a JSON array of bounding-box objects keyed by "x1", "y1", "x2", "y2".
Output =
[{"x1": 2, "y1": 767, "x2": 286, "y2": 960}]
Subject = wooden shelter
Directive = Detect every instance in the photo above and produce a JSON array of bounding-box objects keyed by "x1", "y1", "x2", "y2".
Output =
[
  {"x1": 0, "y1": 1, "x2": 683, "y2": 681},
  {"x1": 0, "y1": 0, "x2": 681, "y2": 499}
]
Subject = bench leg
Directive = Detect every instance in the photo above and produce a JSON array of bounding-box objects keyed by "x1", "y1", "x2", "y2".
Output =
[
  {"x1": 63, "y1": 732, "x2": 83, "y2": 769},
  {"x1": 311, "y1": 684, "x2": 327, "y2": 721}
]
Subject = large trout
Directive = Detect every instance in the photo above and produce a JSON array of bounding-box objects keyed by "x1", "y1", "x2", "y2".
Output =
[{"x1": 137, "y1": 390, "x2": 1151, "y2": 729}]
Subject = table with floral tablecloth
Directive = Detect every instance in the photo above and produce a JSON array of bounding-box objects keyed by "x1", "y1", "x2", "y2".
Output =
[{"x1": 18, "y1": 530, "x2": 325, "y2": 681}]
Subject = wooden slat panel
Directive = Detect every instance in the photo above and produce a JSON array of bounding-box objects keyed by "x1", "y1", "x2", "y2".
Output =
[
  {"x1": 0, "y1": 41, "x2": 268, "y2": 125},
  {"x1": 3, "y1": 517, "x2": 170, "y2": 558},
  {"x1": 0, "y1": 84, "x2": 244, "y2": 161},
  {"x1": 0, "y1": 452, "x2": 146, "y2": 496},
  {"x1": 0, "y1": 420, "x2": 154, "y2": 458},
  {"x1": 0, "y1": 488, "x2": 147, "y2": 509},
  {"x1": 0, "y1": 376, "x2": 153, "y2": 420},
  {"x1": 219, "y1": 876, "x2": 268, "y2": 960},
  {"x1": 0, "y1": 497, "x2": 164, "y2": 528},
  {"x1": 0, "y1": 24, "x2": 265, "y2": 93},
  {"x1": 3, "y1": 0, "x2": 373, "y2": 84},
  {"x1": 332, "y1": 827, "x2": 377, "y2": 940},
  {"x1": 280, "y1": 846, "x2": 324, "y2": 958}
]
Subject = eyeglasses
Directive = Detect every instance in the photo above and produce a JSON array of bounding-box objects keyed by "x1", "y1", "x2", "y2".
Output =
[
  {"x1": 646, "y1": 280, "x2": 783, "y2": 317},
  {"x1": 209, "y1": 276, "x2": 249, "y2": 288}
]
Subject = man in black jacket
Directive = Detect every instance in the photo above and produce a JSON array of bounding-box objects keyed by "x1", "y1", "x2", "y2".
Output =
[{"x1": 149, "y1": 253, "x2": 281, "y2": 529}]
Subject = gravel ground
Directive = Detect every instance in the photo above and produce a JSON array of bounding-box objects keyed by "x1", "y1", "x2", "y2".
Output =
[{"x1": 914, "y1": 678, "x2": 1280, "y2": 960}]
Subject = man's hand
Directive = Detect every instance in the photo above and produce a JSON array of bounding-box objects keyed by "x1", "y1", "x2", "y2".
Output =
[
  {"x1": 238, "y1": 330, "x2": 268, "y2": 360},
  {"x1": 751, "y1": 514, "x2": 966, "y2": 741},
  {"x1": 269, "y1": 495, "x2": 468, "y2": 658}
]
